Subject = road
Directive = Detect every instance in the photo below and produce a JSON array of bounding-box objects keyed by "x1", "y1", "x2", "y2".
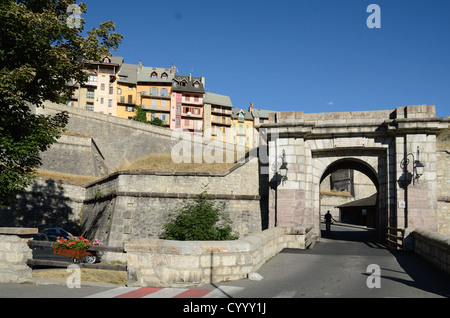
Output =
[{"x1": 0, "y1": 224, "x2": 449, "y2": 299}]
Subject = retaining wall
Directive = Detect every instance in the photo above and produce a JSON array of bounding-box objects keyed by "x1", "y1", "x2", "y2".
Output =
[
  {"x1": 125, "y1": 226, "x2": 314, "y2": 287},
  {"x1": 413, "y1": 228, "x2": 450, "y2": 275}
]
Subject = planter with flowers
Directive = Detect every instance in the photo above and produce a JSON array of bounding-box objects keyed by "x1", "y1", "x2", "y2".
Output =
[{"x1": 53, "y1": 236, "x2": 102, "y2": 263}]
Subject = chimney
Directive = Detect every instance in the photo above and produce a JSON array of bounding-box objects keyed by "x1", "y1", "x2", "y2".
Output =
[
  {"x1": 189, "y1": 73, "x2": 192, "y2": 81},
  {"x1": 249, "y1": 102, "x2": 254, "y2": 111}
]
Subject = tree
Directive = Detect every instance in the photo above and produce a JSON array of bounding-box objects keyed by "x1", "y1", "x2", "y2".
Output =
[
  {"x1": 0, "y1": 0, "x2": 123, "y2": 206},
  {"x1": 133, "y1": 105, "x2": 164, "y2": 127},
  {"x1": 161, "y1": 190, "x2": 238, "y2": 241}
]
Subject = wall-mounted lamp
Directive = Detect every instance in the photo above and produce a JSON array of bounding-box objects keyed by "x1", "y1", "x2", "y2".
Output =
[
  {"x1": 278, "y1": 149, "x2": 288, "y2": 184},
  {"x1": 400, "y1": 146, "x2": 424, "y2": 185}
]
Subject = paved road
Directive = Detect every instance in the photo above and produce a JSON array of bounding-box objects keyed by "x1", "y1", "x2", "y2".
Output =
[
  {"x1": 0, "y1": 224, "x2": 449, "y2": 299},
  {"x1": 214, "y1": 224, "x2": 450, "y2": 298}
]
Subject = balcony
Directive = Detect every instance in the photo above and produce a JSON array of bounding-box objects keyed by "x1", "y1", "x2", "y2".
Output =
[
  {"x1": 211, "y1": 107, "x2": 232, "y2": 116},
  {"x1": 211, "y1": 116, "x2": 231, "y2": 126}
]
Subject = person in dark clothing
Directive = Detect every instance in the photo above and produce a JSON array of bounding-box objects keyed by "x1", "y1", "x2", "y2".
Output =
[{"x1": 324, "y1": 211, "x2": 336, "y2": 232}]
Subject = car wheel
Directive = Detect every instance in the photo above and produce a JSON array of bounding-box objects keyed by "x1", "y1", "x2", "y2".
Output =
[{"x1": 84, "y1": 255, "x2": 97, "y2": 264}]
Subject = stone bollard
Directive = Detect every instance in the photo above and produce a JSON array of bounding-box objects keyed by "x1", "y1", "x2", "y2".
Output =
[{"x1": 0, "y1": 227, "x2": 38, "y2": 283}]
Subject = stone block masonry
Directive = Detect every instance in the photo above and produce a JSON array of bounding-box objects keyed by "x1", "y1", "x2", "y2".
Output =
[
  {"x1": 413, "y1": 228, "x2": 450, "y2": 275},
  {"x1": 125, "y1": 226, "x2": 313, "y2": 287},
  {"x1": 0, "y1": 228, "x2": 37, "y2": 283}
]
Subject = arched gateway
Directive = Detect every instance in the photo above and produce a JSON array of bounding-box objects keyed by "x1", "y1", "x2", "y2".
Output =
[{"x1": 262, "y1": 105, "x2": 448, "y2": 242}]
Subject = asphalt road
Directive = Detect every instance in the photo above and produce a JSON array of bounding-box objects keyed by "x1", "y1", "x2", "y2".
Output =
[
  {"x1": 0, "y1": 224, "x2": 449, "y2": 300},
  {"x1": 215, "y1": 224, "x2": 450, "y2": 298}
]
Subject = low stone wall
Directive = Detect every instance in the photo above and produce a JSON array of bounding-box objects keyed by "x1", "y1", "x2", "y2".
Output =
[
  {"x1": 413, "y1": 228, "x2": 450, "y2": 275},
  {"x1": 0, "y1": 228, "x2": 37, "y2": 283},
  {"x1": 125, "y1": 226, "x2": 313, "y2": 288}
]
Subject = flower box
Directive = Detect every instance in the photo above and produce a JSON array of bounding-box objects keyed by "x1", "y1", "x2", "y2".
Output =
[{"x1": 53, "y1": 247, "x2": 87, "y2": 259}]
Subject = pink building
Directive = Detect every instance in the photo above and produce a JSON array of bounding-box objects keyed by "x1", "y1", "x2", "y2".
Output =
[{"x1": 170, "y1": 74, "x2": 205, "y2": 134}]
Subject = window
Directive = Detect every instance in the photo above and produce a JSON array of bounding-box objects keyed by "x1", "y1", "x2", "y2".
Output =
[
  {"x1": 86, "y1": 103, "x2": 94, "y2": 111},
  {"x1": 176, "y1": 116, "x2": 180, "y2": 126},
  {"x1": 128, "y1": 86, "x2": 133, "y2": 91},
  {"x1": 88, "y1": 75, "x2": 97, "y2": 85},
  {"x1": 152, "y1": 100, "x2": 157, "y2": 109},
  {"x1": 120, "y1": 96, "x2": 125, "y2": 103},
  {"x1": 162, "y1": 73, "x2": 167, "y2": 80},
  {"x1": 161, "y1": 88, "x2": 167, "y2": 97},
  {"x1": 100, "y1": 97, "x2": 104, "y2": 104},
  {"x1": 194, "y1": 108, "x2": 198, "y2": 115},
  {"x1": 194, "y1": 82, "x2": 199, "y2": 88},
  {"x1": 126, "y1": 106, "x2": 133, "y2": 112},
  {"x1": 194, "y1": 96, "x2": 199, "y2": 102},
  {"x1": 108, "y1": 99, "x2": 112, "y2": 107},
  {"x1": 118, "y1": 88, "x2": 122, "y2": 94},
  {"x1": 176, "y1": 103, "x2": 181, "y2": 113},
  {"x1": 185, "y1": 95, "x2": 190, "y2": 101},
  {"x1": 162, "y1": 100, "x2": 167, "y2": 108},
  {"x1": 128, "y1": 95, "x2": 133, "y2": 104},
  {"x1": 86, "y1": 90, "x2": 95, "y2": 99},
  {"x1": 119, "y1": 75, "x2": 127, "y2": 81},
  {"x1": 161, "y1": 114, "x2": 168, "y2": 122},
  {"x1": 101, "y1": 83, "x2": 105, "y2": 90},
  {"x1": 109, "y1": 86, "x2": 113, "y2": 94},
  {"x1": 151, "y1": 72, "x2": 157, "y2": 79}
]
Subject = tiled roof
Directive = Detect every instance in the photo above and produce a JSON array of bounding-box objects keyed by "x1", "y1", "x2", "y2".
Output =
[{"x1": 204, "y1": 92, "x2": 233, "y2": 108}]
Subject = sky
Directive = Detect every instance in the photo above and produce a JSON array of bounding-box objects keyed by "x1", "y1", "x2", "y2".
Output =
[{"x1": 81, "y1": 0, "x2": 450, "y2": 117}]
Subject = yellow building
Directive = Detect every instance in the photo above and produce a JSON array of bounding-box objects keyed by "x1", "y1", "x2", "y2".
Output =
[
  {"x1": 231, "y1": 107, "x2": 254, "y2": 149},
  {"x1": 136, "y1": 65, "x2": 176, "y2": 126},
  {"x1": 116, "y1": 63, "x2": 138, "y2": 119},
  {"x1": 203, "y1": 92, "x2": 233, "y2": 143}
]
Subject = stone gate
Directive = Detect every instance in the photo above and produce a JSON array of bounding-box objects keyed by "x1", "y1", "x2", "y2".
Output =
[{"x1": 262, "y1": 105, "x2": 449, "y2": 241}]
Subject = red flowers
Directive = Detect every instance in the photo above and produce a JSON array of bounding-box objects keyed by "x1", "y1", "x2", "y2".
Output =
[{"x1": 53, "y1": 236, "x2": 102, "y2": 250}]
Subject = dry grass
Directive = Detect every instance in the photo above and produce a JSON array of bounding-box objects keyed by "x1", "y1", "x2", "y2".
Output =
[
  {"x1": 116, "y1": 153, "x2": 242, "y2": 173},
  {"x1": 35, "y1": 169, "x2": 99, "y2": 186},
  {"x1": 32, "y1": 268, "x2": 127, "y2": 285}
]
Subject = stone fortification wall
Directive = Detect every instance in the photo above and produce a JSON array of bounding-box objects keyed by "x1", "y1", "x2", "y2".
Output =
[
  {"x1": 436, "y1": 149, "x2": 450, "y2": 235},
  {"x1": 125, "y1": 226, "x2": 313, "y2": 287},
  {"x1": 0, "y1": 178, "x2": 85, "y2": 233},
  {"x1": 39, "y1": 133, "x2": 108, "y2": 177},
  {"x1": 34, "y1": 101, "x2": 244, "y2": 177},
  {"x1": 81, "y1": 158, "x2": 263, "y2": 259}
]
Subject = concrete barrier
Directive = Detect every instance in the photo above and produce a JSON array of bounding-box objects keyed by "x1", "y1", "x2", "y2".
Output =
[{"x1": 125, "y1": 226, "x2": 313, "y2": 287}]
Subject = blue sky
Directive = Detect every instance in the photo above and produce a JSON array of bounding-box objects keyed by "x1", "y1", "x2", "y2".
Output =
[{"x1": 81, "y1": 0, "x2": 450, "y2": 117}]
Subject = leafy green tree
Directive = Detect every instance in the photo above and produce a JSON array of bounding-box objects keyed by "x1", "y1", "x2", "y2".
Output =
[
  {"x1": 0, "y1": 0, "x2": 123, "y2": 206},
  {"x1": 133, "y1": 105, "x2": 164, "y2": 127},
  {"x1": 161, "y1": 190, "x2": 238, "y2": 241}
]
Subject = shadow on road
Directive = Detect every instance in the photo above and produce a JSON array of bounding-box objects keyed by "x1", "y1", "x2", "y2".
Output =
[{"x1": 317, "y1": 223, "x2": 450, "y2": 297}]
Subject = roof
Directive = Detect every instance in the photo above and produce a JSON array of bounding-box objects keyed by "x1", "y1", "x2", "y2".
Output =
[
  {"x1": 118, "y1": 63, "x2": 138, "y2": 84},
  {"x1": 336, "y1": 193, "x2": 377, "y2": 208},
  {"x1": 204, "y1": 92, "x2": 233, "y2": 108},
  {"x1": 137, "y1": 66, "x2": 174, "y2": 83},
  {"x1": 172, "y1": 75, "x2": 205, "y2": 94},
  {"x1": 232, "y1": 108, "x2": 253, "y2": 120},
  {"x1": 251, "y1": 108, "x2": 272, "y2": 119}
]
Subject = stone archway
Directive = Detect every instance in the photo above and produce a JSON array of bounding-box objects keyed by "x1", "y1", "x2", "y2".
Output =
[
  {"x1": 318, "y1": 157, "x2": 382, "y2": 238},
  {"x1": 263, "y1": 105, "x2": 448, "y2": 243}
]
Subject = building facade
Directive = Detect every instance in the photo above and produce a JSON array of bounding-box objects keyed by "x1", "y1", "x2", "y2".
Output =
[{"x1": 170, "y1": 74, "x2": 206, "y2": 134}]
